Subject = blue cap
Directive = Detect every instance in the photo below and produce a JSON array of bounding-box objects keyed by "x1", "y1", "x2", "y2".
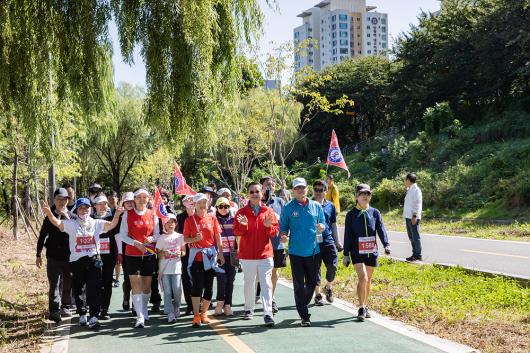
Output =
[{"x1": 74, "y1": 198, "x2": 91, "y2": 210}]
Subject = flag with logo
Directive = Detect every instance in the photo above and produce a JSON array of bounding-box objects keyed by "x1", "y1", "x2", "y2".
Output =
[
  {"x1": 153, "y1": 187, "x2": 169, "y2": 220},
  {"x1": 174, "y1": 164, "x2": 197, "y2": 195},
  {"x1": 326, "y1": 129, "x2": 350, "y2": 177}
]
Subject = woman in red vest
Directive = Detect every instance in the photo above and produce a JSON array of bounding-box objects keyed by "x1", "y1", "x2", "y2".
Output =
[{"x1": 119, "y1": 189, "x2": 160, "y2": 328}]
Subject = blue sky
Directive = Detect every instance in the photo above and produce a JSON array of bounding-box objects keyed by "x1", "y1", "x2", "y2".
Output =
[{"x1": 111, "y1": 0, "x2": 441, "y2": 88}]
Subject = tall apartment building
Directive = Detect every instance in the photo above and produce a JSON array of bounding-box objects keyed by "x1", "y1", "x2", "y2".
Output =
[{"x1": 294, "y1": 0, "x2": 388, "y2": 72}]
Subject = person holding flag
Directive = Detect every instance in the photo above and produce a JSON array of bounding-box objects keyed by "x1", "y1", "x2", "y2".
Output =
[
  {"x1": 119, "y1": 189, "x2": 160, "y2": 328},
  {"x1": 325, "y1": 130, "x2": 350, "y2": 212}
]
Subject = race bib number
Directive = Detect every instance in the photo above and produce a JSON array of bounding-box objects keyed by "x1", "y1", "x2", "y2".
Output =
[
  {"x1": 165, "y1": 247, "x2": 181, "y2": 259},
  {"x1": 76, "y1": 235, "x2": 96, "y2": 253},
  {"x1": 222, "y1": 236, "x2": 236, "y2": 251},
  {"x1": 99, "y1": 238, "x2": 110, "y2": 254},
  {"x1": 358, "y1": 236, "x2": 377, "y2": 254}
]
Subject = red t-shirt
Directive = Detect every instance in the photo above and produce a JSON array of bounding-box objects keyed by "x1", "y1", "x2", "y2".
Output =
[
  {"x1": 183, "y1": 214, "x2": 220, "y2": 261},
  {"x1": 125, "y1": 209, "x2": 155, "y2": 256}
]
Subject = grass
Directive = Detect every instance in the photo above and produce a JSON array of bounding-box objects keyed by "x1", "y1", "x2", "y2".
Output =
[
  {"x1": 280, "y1": 256, "x2": 530, "y2": 353},
  {"x1": 0, "y1": 227, "x2": 48, "y2": 353},
  {"x1": 336, "y1": 208, "x2": 530, "y2": 242}
]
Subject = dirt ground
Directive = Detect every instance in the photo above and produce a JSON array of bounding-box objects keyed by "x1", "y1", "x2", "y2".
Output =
[{"x1": 0, "y1": 226, "x2": 48, "y2": 353}]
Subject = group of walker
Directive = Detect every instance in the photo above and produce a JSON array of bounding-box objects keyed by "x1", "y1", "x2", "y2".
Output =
[{"x1": 38, "y1": 174, "x2": 401, "y2": 330}]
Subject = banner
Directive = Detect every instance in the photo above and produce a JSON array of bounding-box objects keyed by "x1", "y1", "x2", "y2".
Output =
[
  {"x1": 153, "y1": 187, "x2": 169, "y2": 219},
  {"x1": 326, "y1": 129, "x2": 350, "y2": 177}
]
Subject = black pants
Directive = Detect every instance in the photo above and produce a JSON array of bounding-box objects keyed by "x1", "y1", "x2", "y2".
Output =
[
  {"x1": 150, "y1": 257, "x2": 161, "y2": 305},
  {"x1": 190, "y1": 261, "x2": 215, "y2": 301},
  {"x1": 216, "y1": 255, "x2": 236, "y2": 305},
  {"x1": 46, "y1": 257, "x2": 72, "y2": 314},
  {"x1": 316, "y1": 243, "x2": 338, "y2": 285},
  {"x1": 100, "y1": 253, "x2": 116, "y2": 311},
  {"x1": 71, "y1": 256, "x2": 102, "y2": 318},
  {"x1": 181, "y1": 251, "x2": 193, "y2": 308},
  {"x1": 289, "y1": 253, "x2": 321, "y2": 320}
]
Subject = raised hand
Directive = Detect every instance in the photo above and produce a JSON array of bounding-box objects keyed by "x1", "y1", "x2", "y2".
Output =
[
  {"x1": 115, "y1": 206, "x2": 124, "y2": 215},
  {"x1": 237, "y1": 214, "x2": 248, "y2": 227},
  {"x1": 42, "y1": 201, "x2": 52, "y2": 216},
  {"x1": 264, "y1": 214, "x2": 273, "y2": 227}
]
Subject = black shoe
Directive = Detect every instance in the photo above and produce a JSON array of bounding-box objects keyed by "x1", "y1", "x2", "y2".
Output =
[
  {"x1": 324, "y1": 286, "x2": 334, "y2": 303},
  {"x1": 99, "y1": 310, "x2": 110, "y2": 320},
  {"x1": 151, "y1": 303, "x2": 160, "y2": 313},
  {"x1": 357, "y1": 307, "x2": 366, "y2": 321},
  {"x1": 272, "y1": 301, "x2": 279, "y2": 314},
  {"x1": 48, "y1": 312, "x2": 61, "y2": 323},
  {"x1": 264, "y1": 315, "x2": 275, "y2": 327},
  {"x1": 131, "y1": 308, "x2": 136, "y2": 317},
  {"x1": 300, "y1": 318, "x2": 311, "y2": 327},
  {"x1": 406, "y1": 256, "x2": 417, "y2": 262},
  {"x1": 414, "y1": 255, "x2": 423, "y2": 261},
  {"x1": 122, "y1": 300, "x2": 130, "y2": 311},
  {"x1": 365, "y1": 307, "x2": 371, "y2": 319},
  {"x1": 112, "y1": 279, "x2": 120, "y2": 288},
  {"x1": 242, "y1": 311, "x2": 253, "y2": 320},
  {"x1": 314, "y1": 294, "x2": 324, "y2": 306}
]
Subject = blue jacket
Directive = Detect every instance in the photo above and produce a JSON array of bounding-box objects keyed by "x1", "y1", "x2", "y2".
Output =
[
  {"x1": 279, "y1": 199, "x2": 325, "y2": 257},
  {"x1": 319, "y1": 200, "x2": 336, "y2": 244},
  {"x1": 187, "y1": 246, "x2": 225, "y2": 277},
  {"x1": 344, "y1": 206, "x2": 389, "y2": 258}
]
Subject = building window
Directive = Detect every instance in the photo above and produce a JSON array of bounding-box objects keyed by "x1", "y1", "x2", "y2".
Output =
[
  {"x1": 358, "y1": 50, "x2": 362, "y2": 54},
  {"x1": 333, "y1": 57, "x2": 337, "y2": 61},
  {"x1": 339, "y1": 14, "x2": 348, "y2": 21},
  {"x1": 367, "y1": 25, "x2": 371, "y2": 30},
  {"x1": 340, "y1": 39, "x2": 348, "y2": 45},
  {"x1": 339, "y1": 23, "x2": 348, "y2": 29},
  {"x1": 308, "y1": 51, "x2": 313, "y2": 56},
  {"x1": 332, "y1": 48, "x2": 337, "y2": 55},
  {"x1": 340, "y1": 48, "x2": 348, "y2": 54},
  {"x1": 294, "y1": 32, "x2": 299, "y2": 39},
  {"x1": 308, "y1": 28, "x2": 312, "y2": 32},
  {"x1": 367, "y1": 42, "x2": 371, "y2": 45},
  {"x1": 367, "y1": 50, "x2": 371, "y2": 54},
  {"x1": 331, "y1": 15, "x2": 336, "y2": 22},
  {"x1": 332, "y1": 32, "x2": 336, "y2": 38},
  {"x1": 340, "y1": 31, "x2": 348, "y2": 38},
  {"x1": 332, "y1": 40, "x2": 337, "y2": 46},
  {"x1": 381, "y1": 19, "x2": 386, "y2": 24},
  {"x1": 381, "y1": 26, "x2": 386, "y2": 32},
  {"x1": 382, "y1": 43, "x2": 387, "y2": 49},
  {"x1": 367, "y1": 33, "x2": 370, "y2": 37},
  {"x1": 357, "y1": 17, "x2": 361, "y2": 21},
  {"x1": 332, "y1": 24, "x2": 336, "y2": 30}
]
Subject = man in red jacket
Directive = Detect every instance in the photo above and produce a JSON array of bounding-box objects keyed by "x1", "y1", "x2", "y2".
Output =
[{"x1": 233, "y1": 182, "x2": 279, "y2": 327}]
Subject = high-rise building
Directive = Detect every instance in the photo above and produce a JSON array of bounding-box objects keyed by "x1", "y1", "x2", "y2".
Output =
[{"x1": 293, "y1": 0, "x2": 388, "y2": 72}]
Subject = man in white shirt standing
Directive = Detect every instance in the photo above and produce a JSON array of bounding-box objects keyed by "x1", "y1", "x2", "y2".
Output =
[{"x1": 403, "y1": 173, "x2": 423, "y2": 262}]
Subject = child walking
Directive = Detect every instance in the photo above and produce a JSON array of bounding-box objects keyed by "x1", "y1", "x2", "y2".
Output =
[{"x1": 156, "y1": 213, "x2": 185, "y2": 323}]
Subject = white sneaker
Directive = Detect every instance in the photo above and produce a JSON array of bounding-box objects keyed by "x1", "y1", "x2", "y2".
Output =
[
  {"x1": 79, "y1": 315, "x2": 87, "y2": 326},
  {"x1": 88, "y1": 316, "x2": 100, "y2": 328},
  {"x1": 134, "y1": 317, "x2": 145, "y2": 328},
  {"x1": 167, "y1": 313, "x2": 176, "y2": 323}
]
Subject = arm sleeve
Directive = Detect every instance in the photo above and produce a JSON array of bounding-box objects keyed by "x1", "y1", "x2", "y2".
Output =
[
  {"x1": 266, "y1": 209, "x2": 280, "y2": 237},
  {"x1": 155, "y1": 236, "x2": 165, "y2": 250},
  {"x1": 232, "y1": 209, "x2": 247, "y2": 237},
  {"x1": 343, "y1": 212, "x2": 352, "y2": 257},
  {"x1": 119, "y1": 212, "x2": 135, "y2": 246},
  {"x1": 36, "y1": 217, "x2": 50, "y2": 257},
  {"x1": 183, "y1": 218, "x2": 193, "y2": 238},
  {"x1": 375, "y1": 209, "x2": 389, "y2": 247},
  {"x1": 413, "y1": 188, "x2": 422, "y2": 217}
]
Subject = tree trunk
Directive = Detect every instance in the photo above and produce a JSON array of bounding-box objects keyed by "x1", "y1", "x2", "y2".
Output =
[{"x1": 12, "y1": 146, "x2": 19, "y2": 240}]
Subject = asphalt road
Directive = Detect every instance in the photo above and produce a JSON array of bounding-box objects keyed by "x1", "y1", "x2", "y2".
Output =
[{"x1": 338, "y1": 227, "x2": 530, "y2": 279}]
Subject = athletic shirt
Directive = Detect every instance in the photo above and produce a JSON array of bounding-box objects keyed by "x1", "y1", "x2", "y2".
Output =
[
  {"x1": 125, "y1": 208, "x2": 156, "y2": 256},
  {"x1": 183, "y1": 214, "x2": 220, "y2": 262}
]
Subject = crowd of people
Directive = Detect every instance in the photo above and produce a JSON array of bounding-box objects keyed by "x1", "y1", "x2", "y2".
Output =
[{"x1": 34, "y1": 173, "x2": 426, "y2": 330}]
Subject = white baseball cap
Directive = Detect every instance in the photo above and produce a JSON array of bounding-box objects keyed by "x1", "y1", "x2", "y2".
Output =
[
  {"x1": 182, "y1": 194, "x2": 195, "y2": 202},
  {"x1": 292, "y1": 178, "x2": 307, "y2": 188},
  {"x1": 134, "y1": 188, "x2": 149, "y2": 197},
  {"x1": 166, "y1": 213, "x2": 177, "y2": 221},
  {"x1": 94, "y1": 195, "x2": 108, "y2": 204},
  {"x1": 192, "y1": 193, "x2": 208, "y2": 203},
  {"x1": 217, "y1": 187, "x2": 231, "y2": 196},
  {"x1": 122, "y1": 191, "x2": 134, "y2": 202}
]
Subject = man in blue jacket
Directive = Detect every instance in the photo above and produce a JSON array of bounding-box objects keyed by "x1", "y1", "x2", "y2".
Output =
[{"x1": 279, "y1": 178, "x2": 325, "y2": 327}]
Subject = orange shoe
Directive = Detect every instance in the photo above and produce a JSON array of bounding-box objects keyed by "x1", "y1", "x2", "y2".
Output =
[
  {"x1": 200, "y1": 312, "x2": 210, "y2": 325},
  {"x1": 192, "y1": 314, "x2": 201, "y2": 327}
]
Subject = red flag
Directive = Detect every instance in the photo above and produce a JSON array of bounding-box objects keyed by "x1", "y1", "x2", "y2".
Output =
[
  {"x1": 326, "y1": 130, "x2": 350, "y2": 177},
  {"x1": 174, "y1": 164, "x2": 196, "y2": 195},
  {"x1": 153, "y1": 188, "x2": 169, "y2": 219}
]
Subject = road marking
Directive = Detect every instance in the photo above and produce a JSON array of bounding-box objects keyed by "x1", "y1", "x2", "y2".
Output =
[
  {"x1": 459, "y1": 249, "x2": 530, "y2": 259},
  {"x1": 208, "y1": 315, "x2": 255, "y2": 353}
]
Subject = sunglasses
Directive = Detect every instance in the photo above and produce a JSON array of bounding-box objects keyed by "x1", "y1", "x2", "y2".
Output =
[
  {"x1": 249, "y1": 190, "x2": 261, "y2": 195},
  {"x1": 217, "y1": 205, "x2": 230, "y2": 209},
  {"x1": 313, "y1": 188, "x2": 324, "y2": 192}
]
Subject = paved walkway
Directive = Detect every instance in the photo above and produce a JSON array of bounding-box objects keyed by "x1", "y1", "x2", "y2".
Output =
[
  {"x1": 338, "y1": 227, "x2": 530, "y2": 279},
  {"x1": 60, "y1": 275, "x2": 473, "y2": 353}
]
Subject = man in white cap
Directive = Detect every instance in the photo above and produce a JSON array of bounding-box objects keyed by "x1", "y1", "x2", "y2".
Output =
[{"x1": 279, "y1": 177, "x2": 325, "y2": 327}]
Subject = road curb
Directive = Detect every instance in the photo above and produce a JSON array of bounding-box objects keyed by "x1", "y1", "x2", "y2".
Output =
[
  {"x1": 278, "y1": 278, "x2": 480, "y2": 353},
  {"x1": 39, "y1": 317, "x2": 72, "y2": 353}
]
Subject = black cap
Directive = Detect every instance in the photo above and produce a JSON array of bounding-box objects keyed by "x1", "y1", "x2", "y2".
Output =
[
  {"x1": 88, "y1": 183, "x2": 102, "y2": 193},
  {"x1": 356, "y1": 183, "x2": 372, "y2": 195},
  {"x1": 54, "y1": 188, "x2": 70, "y2": 198},
  {"x1": 201, "y1": 186, "x2": 215, "y2": 195}
]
